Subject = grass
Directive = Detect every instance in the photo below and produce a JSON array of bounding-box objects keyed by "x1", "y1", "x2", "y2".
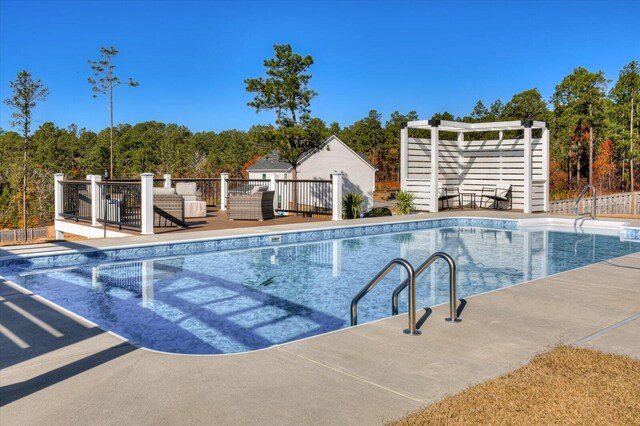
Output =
[{"x1": 390, "y1": 346, "x2": 640, "y2": 426}]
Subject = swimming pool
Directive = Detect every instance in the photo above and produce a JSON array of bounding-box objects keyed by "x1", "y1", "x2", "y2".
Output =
[{"x1": 1, "y1": 218, "x2": 639, "y2": 354}]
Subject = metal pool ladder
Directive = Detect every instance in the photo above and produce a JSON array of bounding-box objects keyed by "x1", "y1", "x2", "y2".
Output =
[
  {"x1": 391, "y1": 252, "x2": 460, "y2": 323},
  {"x1": 350, "y1": 252, "x2": 459, "y2": 335},
  {"x1": 575, "y1": 184, "x2": 597, "y2": 220}
]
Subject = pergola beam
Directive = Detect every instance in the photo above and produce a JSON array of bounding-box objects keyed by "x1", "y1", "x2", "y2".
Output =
[{"x1": 405, "y1": 119, "x2": 547, "y2": 133}]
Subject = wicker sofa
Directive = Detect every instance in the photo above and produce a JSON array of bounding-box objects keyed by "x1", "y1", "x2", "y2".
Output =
[
  {"x1": 227, "y1": 190, "x2": 275, "y2": 221},
  {"x1": 153, "y1": 188, "x2": 185, "y2": 227}
]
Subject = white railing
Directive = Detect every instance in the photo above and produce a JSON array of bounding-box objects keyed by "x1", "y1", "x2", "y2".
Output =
[{"x1": 54, "y1": 171, "x2": 346, "y2": 239}]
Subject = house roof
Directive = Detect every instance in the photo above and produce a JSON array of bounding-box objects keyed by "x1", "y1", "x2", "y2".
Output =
[
  {"x1": 247, "y1": 135, "x2": 377, "y2": 172},
  {"x1": 247, "y1": 152, "x2": 293, "y2": 172},
  {"x1": 357, "y1": 152, "x2": 376, "y2": 169}
]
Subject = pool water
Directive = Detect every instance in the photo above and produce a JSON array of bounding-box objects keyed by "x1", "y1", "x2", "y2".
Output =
[{"x1": 2, "y1": 226, "x2": 638, "y2": 354}]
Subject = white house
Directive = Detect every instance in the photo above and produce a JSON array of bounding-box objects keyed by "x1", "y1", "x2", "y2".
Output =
[{"x1": 248, "y1": 135, "x2": 377, "y2": 209}]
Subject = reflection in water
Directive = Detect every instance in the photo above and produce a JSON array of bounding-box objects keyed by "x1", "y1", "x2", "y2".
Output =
[{"x1": 3, "y1": 228, "x2": 638, "y2": 354}]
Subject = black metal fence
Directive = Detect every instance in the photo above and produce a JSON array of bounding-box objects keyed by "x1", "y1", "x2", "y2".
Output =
[
  {"x1": 275, "y1": 179, "x2": 333, "y2": 216},
  {"x1": 173, "y1": 178, "x2": 221, "y2": 206},
  {"x1": 60, "y1": 180, "x2": 92, "y2": 222},
  {"x1": 97, "y1": 181, "x2": 142, "y2": 229}
]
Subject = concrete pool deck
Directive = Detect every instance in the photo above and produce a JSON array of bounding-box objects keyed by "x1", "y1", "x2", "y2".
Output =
[{"x1": 1, "y1": 212, "x2": 639, "y2": 425}]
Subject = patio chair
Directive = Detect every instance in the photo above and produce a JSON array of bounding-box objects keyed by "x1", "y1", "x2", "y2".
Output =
[
  {"x1": 175, "y1": 182, "x2": 202, "y2": 201},
  {"x1": 480, "y1": 184, "x2": 512, "y2": 210},
  {"x1": 176, "y1": 182, "x2": 206, "y2": 218},
  {"x1": 153, "y1": 187, "x2": 185, "y2": 227},
  {"x1": 227, "y1": 190, "x2": 275, "y2": 221},
  {"x1": 438, "y1": 182, "x2": 460, "y2": 210}
]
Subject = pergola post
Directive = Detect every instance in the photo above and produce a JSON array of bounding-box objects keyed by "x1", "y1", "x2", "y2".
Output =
[
  {"x1": 457, "y1": 132, "x2": 464, "y2": 189},
  {"x1": 523, "y1": 121, "x2": 533, "y2": 214},
  {"x1": 400, "y1": 123, "x2": 408, "y2": 191},
  {"x1": 430, "y1": 121, "x2": 440, "y2": 212},
  {"x1": 542, "y1": 125, "x2": 550, "y2": 212}
]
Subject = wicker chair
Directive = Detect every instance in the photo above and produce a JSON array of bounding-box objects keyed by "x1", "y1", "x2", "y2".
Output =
[
  {"x1": 228, "y1": 191, "x2": 275, "y2": 221},
  {"x1": 153, "y1": 188, "x2": 185, "y2": 227}
]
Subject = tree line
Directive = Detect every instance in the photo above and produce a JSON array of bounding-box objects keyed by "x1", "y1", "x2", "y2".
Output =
[{"x1": 1, "y1": 44, "x2": 638, "y2": 230}]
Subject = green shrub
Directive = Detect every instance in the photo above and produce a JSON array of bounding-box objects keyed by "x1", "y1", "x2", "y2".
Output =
[
  {"x1": 342, "y1": 191, "x2": 364, "y2": 219},
  {"x1": 361, "y1": 207, "x2": 392, "y2": 217},
  {"x1": 395, "y1": 190, "x2": 415, "y2": 215}
]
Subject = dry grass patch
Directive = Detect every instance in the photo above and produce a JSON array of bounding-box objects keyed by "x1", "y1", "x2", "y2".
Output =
[{"x1": 390, "y1": 346, "x2": 640, "y2": 425}]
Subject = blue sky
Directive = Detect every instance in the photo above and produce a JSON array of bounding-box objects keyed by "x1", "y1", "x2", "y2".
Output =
[{"x1": 1, "y1": 0, "x2": 638, "y2": 133}]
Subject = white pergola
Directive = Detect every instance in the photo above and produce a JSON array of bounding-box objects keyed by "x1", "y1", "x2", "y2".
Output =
[{"x1": 400, "y1": 119, "x2": 549, "y2": 213}]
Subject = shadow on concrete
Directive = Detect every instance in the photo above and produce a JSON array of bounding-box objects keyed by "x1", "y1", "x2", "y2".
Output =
[
  {"x1": 1, "y1": 342, "x2": 136, "y2": 407},
  {"x1": 416, "y1": 308, "x2": 432, "y2": 329},
  {"x1": 0, "y1": 240, "x2": 99, "y2": 261},
  {"x1": 457, "y1": 298, "x2": 467, "y2": 318},
  {"x1": 0, "y1": 279, "x2": 137, "y2": 406},
  {"x1": 603, "y1": 260, "x2": 640, "y2": 271}
]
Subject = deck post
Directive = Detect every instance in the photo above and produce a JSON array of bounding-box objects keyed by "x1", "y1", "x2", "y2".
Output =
[
  {"x1": 163, "y1": 174, "x2": 172, "y2": 189},
  {"x1": 523, "y1": 122, "x2": 533, "y2": 214},
  {"x1": 430, "y1": 123, "x2": 440, "y2": 212},
  {"x1": 220, "y1": 173, "x2": 229, "y2": 210},
  {"x1": 54, "y1": 173, "x2": 64, "y2": 239},
  {"x1": 140, "y1": 173, "x2": 155, "y2": 235},
  {"x1": 332, "y1": 171, "x2": 343, "y2": 220},
  {"x1": 89, "y1": 174, "x2": 102, "y2": 226},
  {"x1": 269, "y1": 174, "x2": 277, "y2": 212}
]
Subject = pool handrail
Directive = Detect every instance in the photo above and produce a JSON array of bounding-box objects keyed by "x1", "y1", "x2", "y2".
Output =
[
  {"x1": 350, "y1": 258, "x2": 421, "y2": 335},
  {"x1": 391, "y1": 252, "x2": 460, "y2": 323},
  {"x1": 574, "y1": 184, "x2": 597, "y2": 220}
]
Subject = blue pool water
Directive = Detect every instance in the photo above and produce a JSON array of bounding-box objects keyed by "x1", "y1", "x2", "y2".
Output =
[{"x1": 1, "y1": 222, "x2": 639, "y2": 354}]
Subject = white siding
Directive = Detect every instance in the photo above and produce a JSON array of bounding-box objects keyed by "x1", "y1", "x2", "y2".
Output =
[
  {"x1": 298, "y1": 137, "x2": 376, "y2": 210},
  {"x1": 248, "y1": 171, "x2": 289, "y2": 180}
]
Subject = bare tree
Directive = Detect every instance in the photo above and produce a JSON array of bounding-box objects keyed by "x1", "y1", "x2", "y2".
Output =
[
  {"x1": 3, "y1": 70, "x2": 49, "y2": 239},
  {"x1": 88, "y1": 46, "x2": 139, "y2": 178}
]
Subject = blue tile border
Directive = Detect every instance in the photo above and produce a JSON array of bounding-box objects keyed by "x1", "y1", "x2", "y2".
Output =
[
  {"x1": 3, "y1": 216, "x2": 621, "y2": 272},
  {"x1": 622, "y1": 227, "x2": 640, "y2": 242}
]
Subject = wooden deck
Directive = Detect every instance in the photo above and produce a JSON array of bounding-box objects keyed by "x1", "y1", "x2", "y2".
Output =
[{"x1": 153, "y1": 208, "x2": 328, "y2": 234}]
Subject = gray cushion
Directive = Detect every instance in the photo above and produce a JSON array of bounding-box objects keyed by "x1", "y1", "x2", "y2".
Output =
[
  {"x1": 250, "y1": 185, "x2": 269, "y2": 194},
  {"x1": 176, "y1": 182, "x2": 197, "y2": 196},
  {"x1": 153, "y1": 187, "x2": 176, "y2": 195},
  {"x1": 182, "y1": 195, "x2": 198, "y2": 201}
]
